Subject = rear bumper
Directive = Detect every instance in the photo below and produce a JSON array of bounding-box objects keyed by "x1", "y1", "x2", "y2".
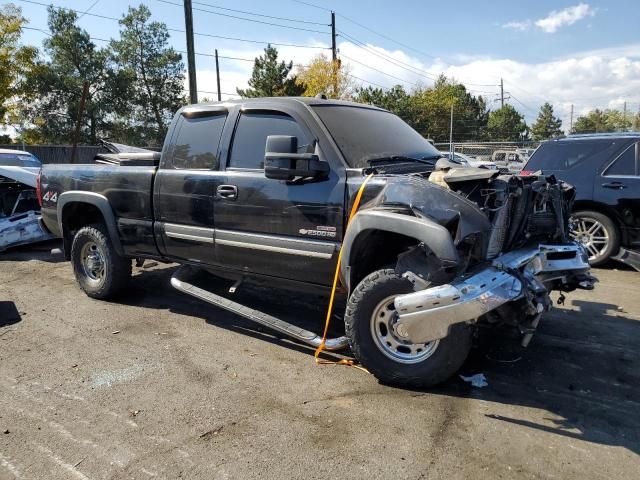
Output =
[{"x1": 393, "y1": 243, "x2": 593, "y2": 344}]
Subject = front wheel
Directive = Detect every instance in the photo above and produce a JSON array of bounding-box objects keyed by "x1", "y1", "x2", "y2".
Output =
[
  {"x1": 344, "y1": 269, "x2": 472, "y2": 388},
  {"x1": 71, "y1": 224, "x2": 131, "y2": 299}
]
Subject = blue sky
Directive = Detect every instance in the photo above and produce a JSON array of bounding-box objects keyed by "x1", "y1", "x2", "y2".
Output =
[{"x1": 14, "y1": 0, "x2": 640, "y2": 130}]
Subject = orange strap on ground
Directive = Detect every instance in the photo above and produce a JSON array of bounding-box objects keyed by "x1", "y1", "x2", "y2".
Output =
[{"x1": 314, "y1": 173, "x2": 374, "y2": 371}]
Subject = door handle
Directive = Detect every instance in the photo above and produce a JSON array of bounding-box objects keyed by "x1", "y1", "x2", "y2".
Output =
[
  {"x1": 602, "y1": 182, "x2": 627, "y2": 189},
  {"x1": 217, "y1": 184, "x2": 238, "y2": 199}
]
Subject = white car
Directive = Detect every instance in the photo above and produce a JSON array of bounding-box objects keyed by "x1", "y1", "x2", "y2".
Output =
[{"x1": 438, "y1": 151, "x2": 498, "y2": 169}]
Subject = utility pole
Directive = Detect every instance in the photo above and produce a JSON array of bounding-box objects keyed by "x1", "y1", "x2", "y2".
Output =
[
  {"x1": 215, "y1": 49, "x2": 221, "y2": 102},
  {"x1": 623, "y1": 101, "x2": 627, "y2": 130},
  {"x1": 500, "y1": 78, "x2": 504, "y2": 108},
  {"x1": 183, "y1": 0, "x2": 198, "y2": 104},
  {"x1": 569, "y1": 104, "x2": 574, "y2": 133},
  {"x1": 449, "y1": 103, "x2": 454, "y2": 155},
  {"x1": 331, "y1": 11, "x2": 338, "y2": 97},
  {"x1": 71, "y1": 81, "x2": 89, "y2": 164},
  {"x1": 331, "y1": 11, "x2": 337, "y2": 63}
]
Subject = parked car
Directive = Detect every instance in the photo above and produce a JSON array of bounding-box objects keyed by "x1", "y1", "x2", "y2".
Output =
[
  {"x1": 39, "y1": 98, "x2": 593, "y2": 387},
  {"x1": 522, "y1": 133, "x2": 640, "y2": 270},
  {"x1": 492, "y1": 150, "x2": 526, "y2": 172},
  {"x1": 438, "y1": 150, "x2": 499, "y2": 169},
  {"x1": 515, "y1": 147, "x2": 537, "y2": 162}
]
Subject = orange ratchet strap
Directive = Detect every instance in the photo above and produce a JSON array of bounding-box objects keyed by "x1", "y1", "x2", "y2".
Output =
[{"x1": 314, "y1": 173, "x2": 374, "y2": 371}]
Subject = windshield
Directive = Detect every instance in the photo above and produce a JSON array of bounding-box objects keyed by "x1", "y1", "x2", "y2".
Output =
[
  {"x1": 311, "y1": 105, "x2": 441, "y2": 168},
  {"x1": 0, "y1": 153, "x2": 42, "y2": 167}
]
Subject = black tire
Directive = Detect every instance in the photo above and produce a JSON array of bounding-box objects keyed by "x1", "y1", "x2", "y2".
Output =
[
  {"x1": 571, "y1": 210, "x2": 620, "y2": 267},
  {"x1": 70, "y1": 224, "x2": 131, "y2": 299},
  {"x1": 345, "y1": 269, "x2": 472, "y2": 388}
]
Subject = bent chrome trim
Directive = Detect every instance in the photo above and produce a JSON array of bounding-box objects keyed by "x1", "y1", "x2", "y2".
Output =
[{"x1": 394, "y1": 243, "x2": 592, "y2": 344}]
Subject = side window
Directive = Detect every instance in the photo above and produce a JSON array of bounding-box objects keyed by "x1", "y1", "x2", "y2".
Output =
[
  {"x1": 605, "y1": 143, "x2": 637, "y2": 176},
  {"x1": 171, "y1": 114, "x2": 227, "y2": 169},
  {"x1": 228, "y1": 111, "x2": 309, "y2": 169}
]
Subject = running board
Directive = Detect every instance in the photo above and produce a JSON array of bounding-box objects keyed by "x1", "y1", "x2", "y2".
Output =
[
  {"x1": 612, "y1": 247, "x2": 640, "y2": 272},
  {"x1": 170, "y1": 266, "x2": 349, "y2": 351}
]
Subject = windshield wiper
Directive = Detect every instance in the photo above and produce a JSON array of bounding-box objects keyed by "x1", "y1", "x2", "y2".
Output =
[{"x1": 366, "y1": 155, "x2": 440, "y2": 166}]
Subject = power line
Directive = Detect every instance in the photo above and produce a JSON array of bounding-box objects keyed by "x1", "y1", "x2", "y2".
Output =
[
  {"x1": 156, "y1": 0, "x2": 330, "y2": 35},
  {"x1": 340, "y1": 53, "x2": 420, "y2": 88},
  {"x1": 24, "y1": 26, "x2": 259, "y2": 62},
  {"x1": 191, "y1": 0, "x2": 327, "y2": 26},
  {"x1": 506, "y1": 92, "x2": 538, "y2": 114},
  {"x1": 77, "y1": 0, "x2": 100, "y2": 19},
  {"x1": 289, "y1": 0, "x2": 331, "y2": 12},
  {"x1": 338, "y1": 13, "x2": 438, "y2": 60},
  {"x1": 19, "y1": 0, "x2": 330, "y2": 50},
  {"x1": 338, "y1": 30, "x2": 438, "y2": 82}
]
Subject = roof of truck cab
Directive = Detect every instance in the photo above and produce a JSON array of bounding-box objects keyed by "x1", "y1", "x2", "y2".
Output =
[
  {"x1": 180, "y1": 97, "x2": 387, "y2": 116},
  {"x1": 557, "y1": 132, "x2": 640, "y2": 141}
]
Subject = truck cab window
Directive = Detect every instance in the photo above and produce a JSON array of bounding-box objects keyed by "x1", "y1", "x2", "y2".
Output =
[
  {"x1": 605, "y1": 142, "x2": 638, "y2": 176},
  {"x1": 171, "y1": 114, "x2": 227, "y2": 169},
  {"x1": 228, "y1": 112, "x2": 309, "y2": 169}
]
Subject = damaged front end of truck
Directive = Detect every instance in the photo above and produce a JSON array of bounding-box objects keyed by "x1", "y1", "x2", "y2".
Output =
[{"x1": 342, "y1": 165, "x2": 596, "y2": 348}]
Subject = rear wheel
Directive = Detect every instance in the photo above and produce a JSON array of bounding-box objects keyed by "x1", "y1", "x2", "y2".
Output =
[
  {"x1": 345, "y1": 269, "x2": 472, "y2": 388},
  {"x1": 71, "y1": 224, "x2": 131, "y2": 299},
  {"x1": 570, "y1": 211, "x2": 619, "y2": 266}
]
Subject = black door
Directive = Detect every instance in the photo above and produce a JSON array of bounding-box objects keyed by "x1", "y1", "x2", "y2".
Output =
[
  {"x1": 154, "y1": 110, "x2": 228, "y2": 265},
  {"x1": 596, "y1": 141, "x2": 640, "y2": 248},
  {"x1": 213, "y1": 108, "x2": 345, "y2": 285}
]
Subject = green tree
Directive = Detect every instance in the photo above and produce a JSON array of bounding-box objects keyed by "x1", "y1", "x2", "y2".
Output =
[
  {"x1": 411, "y1": 76, "x2": 489, "y2": 142},
  {"x1": 111, "y1": 5, "x2": 185, "y2": 146},
  {"x1": 353, "y1": 85, "x2": 414, "y2": 124},
  {"x1": 486, "y1": 104, "x2": 528, "y2": 141},
  {"x1": 0, "y1": 3, "x2": 38, "y2": 128},
  {"x1": 571, "y1": 108, "x2": 634, "y2": 134},
  {"x1": 530, "y1": 102, "x2": 563, "y2": 140},
  {"x1": 24, "y1": 6, "x2": 130, "y2": 144},
  {"x1": 237, "y1": 45, "x2": 305, "y2": 97}
]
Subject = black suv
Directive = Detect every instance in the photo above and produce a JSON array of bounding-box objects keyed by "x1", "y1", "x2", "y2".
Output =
[{"x1": 523, "y1": 133, "x2": 640, "y2": 269}]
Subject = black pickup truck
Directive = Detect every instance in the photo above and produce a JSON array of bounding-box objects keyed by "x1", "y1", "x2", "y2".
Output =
[{"x1": 39, "y1": 97, "x2": 594, "y2": 387}]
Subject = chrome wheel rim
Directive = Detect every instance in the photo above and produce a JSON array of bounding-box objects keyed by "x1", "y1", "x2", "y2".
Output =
[
  {"x1": 370, "y1": 295, "x2": 439, "y2": 364},
  {"x1": 570, "y1": 217, "x2": 609, "y2": 261},
  {"x1": 80, "y1": 241, "x2": 106, "y2": 284}
]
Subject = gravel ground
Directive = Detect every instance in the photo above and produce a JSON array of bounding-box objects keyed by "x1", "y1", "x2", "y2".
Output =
[{"x1": 1, "y1": 242, "x2": 639, "y2": 479}]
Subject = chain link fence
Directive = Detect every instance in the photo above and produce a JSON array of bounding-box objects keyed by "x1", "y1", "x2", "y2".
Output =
[{"x1": 433, "y1": 141, "x2": 541, "y2": 162}]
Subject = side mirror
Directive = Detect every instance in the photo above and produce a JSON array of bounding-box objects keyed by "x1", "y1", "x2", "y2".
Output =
[{"x1": 264, "y1": 135, "x2": 329, "y2": 181}]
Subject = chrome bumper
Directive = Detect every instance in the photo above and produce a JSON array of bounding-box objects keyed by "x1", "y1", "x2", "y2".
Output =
[{"x1": 393, "y1": 243, "x2": 592, "y2": 344}]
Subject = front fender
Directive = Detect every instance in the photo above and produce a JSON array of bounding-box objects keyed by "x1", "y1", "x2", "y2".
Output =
[{"x1": 340, "y1": 209, "x2": 458, "y2": 291}]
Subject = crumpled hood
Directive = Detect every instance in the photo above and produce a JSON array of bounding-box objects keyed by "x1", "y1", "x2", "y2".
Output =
[{"x1": 360, "y1": 174, "x2": 492, "y2": 245}]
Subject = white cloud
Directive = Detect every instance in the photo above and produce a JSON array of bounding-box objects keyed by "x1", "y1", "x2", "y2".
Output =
[
  {"x1": 192, "y1": 39, "x2": 640, "y2": 134},
  {"x1": 535, "y1": 3, "x2": 596, "y2": 33},
  {"x1": 502, "y1": 20, "x2": 531, "y2": 31},
  {"x1": 502, "y1": 3, "x2": 596, "y2": 34}
]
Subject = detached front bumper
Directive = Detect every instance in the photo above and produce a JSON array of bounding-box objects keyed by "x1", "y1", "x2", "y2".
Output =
[{"x1": 393, "y1": 243, "x2": 593, "y2": 344}]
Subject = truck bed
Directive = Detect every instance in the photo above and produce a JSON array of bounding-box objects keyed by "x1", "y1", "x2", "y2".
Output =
[{"x1": 40, "y1": 164, "x2": 157, "y2": 257}]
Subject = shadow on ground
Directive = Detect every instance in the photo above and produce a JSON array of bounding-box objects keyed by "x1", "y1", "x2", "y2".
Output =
[
  {"x1": 118, "y1": 266, "x2": 640, "y2": 456},
  {"x1": 0, "y1": 240, "x2": 64, "y2": 263}
]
